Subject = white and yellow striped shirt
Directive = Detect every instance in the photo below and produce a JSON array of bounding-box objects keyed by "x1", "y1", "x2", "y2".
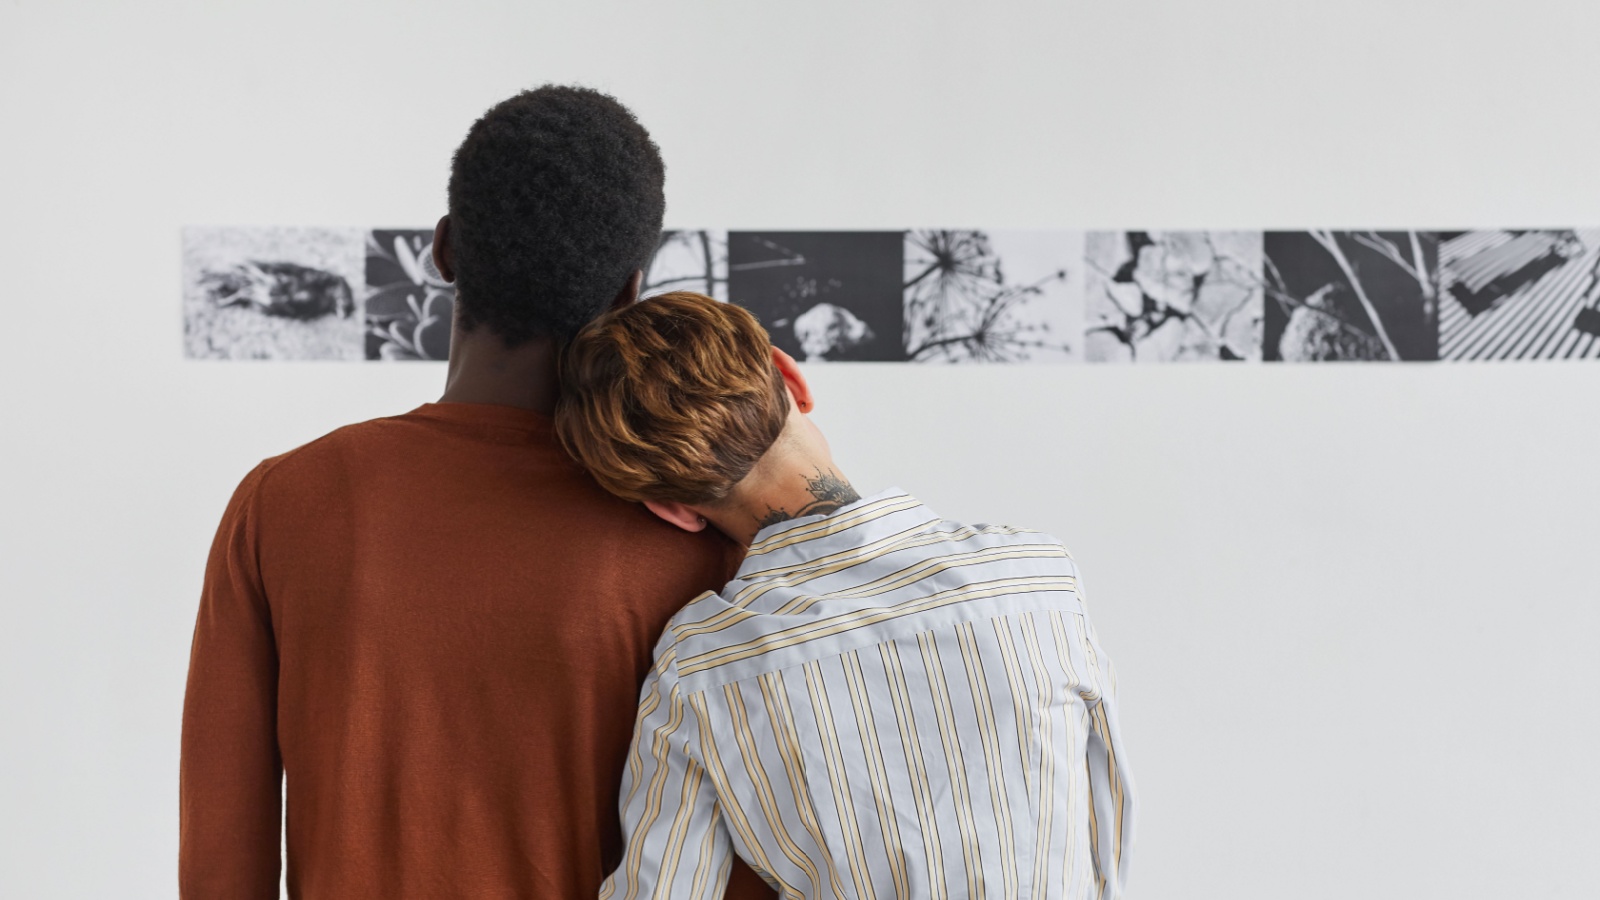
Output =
[{"x1": 602, "y1": 490, "x2": 1134, "y2": 900}]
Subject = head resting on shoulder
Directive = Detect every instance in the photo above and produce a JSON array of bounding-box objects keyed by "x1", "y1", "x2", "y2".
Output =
[{"x1": 555, "y1": 291, "x2": 845, "y2": 544}]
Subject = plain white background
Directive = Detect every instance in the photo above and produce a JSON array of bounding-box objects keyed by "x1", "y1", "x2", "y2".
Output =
[{"x1": 3, "y1": 1, "x2": 1598, "y2": 897}]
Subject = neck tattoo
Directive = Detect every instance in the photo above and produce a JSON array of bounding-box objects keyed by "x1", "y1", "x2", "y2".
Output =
[{"x1": 755, "y1": 467, "x2": 861, "y2": 531}]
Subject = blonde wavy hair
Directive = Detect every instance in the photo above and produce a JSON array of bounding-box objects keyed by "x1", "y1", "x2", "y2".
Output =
[{"x1": 555, "y1": 291, "x2": 790, "y2": 505}]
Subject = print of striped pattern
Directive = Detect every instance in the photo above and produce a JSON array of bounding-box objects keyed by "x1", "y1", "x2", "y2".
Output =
[
  {"x1": 1439, "y1": 230, "x2": 1600, "y2": 360},
  {"x1": 600, "y1": 491, "x2": 1134, "y2": 900}
]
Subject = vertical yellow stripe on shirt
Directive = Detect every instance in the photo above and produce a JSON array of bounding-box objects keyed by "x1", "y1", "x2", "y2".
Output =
[
  {"x1": 879, "y1": 641, "x2": 948, "y2": 900},
  {"x1": 724, "y1": 682, "x2": 826, "y2": 897},
  {"x1": 1019, "y1": 613, "x2": 1058, "y2": 899},
  {"x1": 622, "y1": 685, "x2": 686, "y2": 900},
  {"x1": 1082, "y1": 707, "x2": 1101, "y2": 900},
  {"x1": 842, "y1": 649, "x2": 911, "y2": 898},
  {"x1": 956, "y1": 621, "x2": 1019, "y2": 899},
  {"x1": 1091, "y1": 701, "x2": 1125, "y2": 895},
  {"x1": 992, "y1": 618, "x2": 1036, "y2": 794},
  {"x1": 656, "y1": 756, "x2": 706, "y2": 896},
  {"x1": 1073, "y1": 614, "x2": 1123, "y2": 898},
  {"x1": 687, "y1": 691, "x2": 796, "y2": 899},
  {"x1": 918, "y1": 632, "x2": 985, "y2": 900},
  {"x1": 686, "y1": 800, "x2": 722, "y2": 900},
  {"x1": 1081, "y1": 616, "x2": 1127, "y2": 885},
  {"x1": 1049, "y1": 610, "x2": 1088, "y2": 896},
  {"x1": 803, "y1": 660, "x2": 877, "y2": 900},
  {"x1": 605, "y1": 658, "x2": 670, "y2": 900},
  {"x1": 759, "y1": 671, "x2": 851, "y2": 900}
]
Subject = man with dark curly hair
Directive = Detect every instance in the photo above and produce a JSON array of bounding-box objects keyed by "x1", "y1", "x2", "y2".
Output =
[{"x1": 179, "y1": 86, "x2": 774, "y2": 900}]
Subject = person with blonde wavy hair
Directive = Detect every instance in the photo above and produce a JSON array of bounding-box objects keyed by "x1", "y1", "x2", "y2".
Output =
[{"x1": 557, "y1": 291, "x2": 1137, "y2": 900}]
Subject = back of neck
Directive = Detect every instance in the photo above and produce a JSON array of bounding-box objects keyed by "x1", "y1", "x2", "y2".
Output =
[
  {"x1": 440, "y1": 327, "x2": 561, "y2": 415},
  {"x1": 719, "y1": 448, "x2": 861, "y2": 545}
]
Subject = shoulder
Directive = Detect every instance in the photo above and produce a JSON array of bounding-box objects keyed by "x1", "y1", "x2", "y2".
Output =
[
  {"x1": 242, "y1": 412, "x2": 419, "y2": 497},
  {"x1": 932, "y1": 516, "x2": 1083, "y2": 578},
  {"x1": 263, "y1": 413, "x2": 416, "y2": 470},
  {"x1": 640, "y1": 589, "x2": 728, "y2": 682},
  {"x1": 945, "y1": 516, "x2": 1074, "y2": 553},
  {"x1": 663, "y1": 588, "x2": 737, "y2": 642}
]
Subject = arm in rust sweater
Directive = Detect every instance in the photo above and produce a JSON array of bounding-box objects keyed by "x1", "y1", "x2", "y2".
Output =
[{"x1": 180, "y1": 463, "x2": 282, "y2": 898}]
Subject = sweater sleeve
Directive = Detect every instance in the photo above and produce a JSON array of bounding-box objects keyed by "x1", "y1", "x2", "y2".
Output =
[{"x1": 179, "y1": 462, "x2": 283, "y2": 900}]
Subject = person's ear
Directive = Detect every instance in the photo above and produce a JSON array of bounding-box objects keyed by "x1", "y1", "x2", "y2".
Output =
[
  {"x1": 610, "y1": 270, "x2": 644, "y2": 312},
  {"x1": 431, "y1": 215, "x2": 456, "y2": 284},
  {"x1": 643, "y1": 499, "x2": 708, "y2": 532},
  {"x1": 772, "y1": 348, "x2": 814, "y2": 414}
]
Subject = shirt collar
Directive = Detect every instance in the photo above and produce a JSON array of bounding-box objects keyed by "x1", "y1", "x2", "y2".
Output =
[{"x1": 735, "y1": 488, "x2": 940, "y2": 581}]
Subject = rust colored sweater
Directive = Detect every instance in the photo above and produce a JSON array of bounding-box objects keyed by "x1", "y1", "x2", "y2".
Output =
[{"x1": 180, "y1": 403, "x2": 774, "y2": 899}]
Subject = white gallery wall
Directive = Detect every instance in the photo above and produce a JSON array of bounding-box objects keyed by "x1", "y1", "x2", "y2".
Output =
[{"x1": 3, "y1": 1, "x2": 1598, "y2": 897}]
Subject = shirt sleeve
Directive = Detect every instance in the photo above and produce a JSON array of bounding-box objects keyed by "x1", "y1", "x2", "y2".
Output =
[
  {"x1": 1077, "y1": 566, "x2": 1136, "y2": 900},
  {"x1": 601, "y1": 643, "x2": 736, "y2": 900},
  {"x1": 179, "y1": 463, "x2": 283, "y2": 900}
]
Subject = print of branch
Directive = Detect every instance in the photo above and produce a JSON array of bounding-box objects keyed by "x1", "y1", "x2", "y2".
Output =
[
  {"x1": 1307, "y1": 230, "x2": 1401, "y2": 361},
  {"x1": 904, "y1": 230, "x2": 1068, "y2": 362},
  {"x1": 645, "y1": 231, "x2": 727, "y2": 297},
  {"x1": 1351, "y1": 231, "x2": 1435, "y2": 300},
  {"x1": 1259, "y1": 253, "x2": 1395, "y2": 348}
]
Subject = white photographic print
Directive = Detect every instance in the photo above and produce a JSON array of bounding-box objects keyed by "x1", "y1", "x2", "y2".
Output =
[
  {"x1": 904, "y1": 230, "x2": 1083, "y2": 363},
  {"x1": 1437, "y1": 230, "x2": 1600, "y2": 360},
  {"x1": 183, "y1": 227, "x2": 364, "y2": 360},
  {"x1": 1085, "y1": 231, "x2": 1263, "y2": 362},
  {"x1": 644, "y1": 230, "x2": 728, "y2": 302}
]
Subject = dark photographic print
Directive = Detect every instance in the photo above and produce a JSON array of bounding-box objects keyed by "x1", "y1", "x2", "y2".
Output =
[
  {"x1": 1263, "y1": 231, "x2": 1440, "y2": 361},
  {"x1": 727, "y1": 231, "x2": 905, "y2": 361},
  {"x1": 903, "y1": 230, "x2": 1082, "y2": 363},
  {"x1": 644, "y1": 230, "x2": 728, "y2": 301},
  {"x1": 1437, "y1": 230, "x2": 1600, "y2": 360},
  {"x1": 365, "y1": 229, "x2": 455, "y2": 361},
  {"x1": 1084, "y1": 231, "x2": 1263, "y2": 362},
  {"x1": 183, "y1": 227, "x2": 364, "y2": 360}
]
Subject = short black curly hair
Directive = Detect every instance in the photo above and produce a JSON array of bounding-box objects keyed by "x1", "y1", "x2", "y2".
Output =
[{"x1": 447, "y1": 85, "x2": 666, "y2": 346}]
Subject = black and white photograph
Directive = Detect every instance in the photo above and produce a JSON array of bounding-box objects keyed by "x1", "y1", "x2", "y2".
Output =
[
  {"x1": 644, "y1": 229, "x2": 727, "y2": 302},
  {"x1": 365, "y1": 229, "x2": 456, "y2": 361},
  {"x1": 1084, "y1": 231, "x2": 1263, "y2": 362},
  {"x1": 903, "y1": 230, "x2": 1083, "y2": 363},
  {"x1": 727, "y1": 231, "x2": 906, "y2": 361},
  {"x1": 1436, "y1": 230, "x2": 1600, "y2": 360},
  {"x1": 1263, "y1": 230, "x2": 1440, "y2": 361},
  {"x1": 182, "y1": 227, "x2": 364, "y2": 360}
]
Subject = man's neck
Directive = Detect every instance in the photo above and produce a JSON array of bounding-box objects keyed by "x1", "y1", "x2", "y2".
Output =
[
  {"x1": 439, "y1": 328, "x2": 561, "y2": 415},
  {"x1": 712, "y1": 457, "x2": 862, "y2": 547}
]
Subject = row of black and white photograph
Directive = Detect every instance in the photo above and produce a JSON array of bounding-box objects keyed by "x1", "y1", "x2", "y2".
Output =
[{"x1": 183, "y1": 227, "x2": 1600, "y2": 361}]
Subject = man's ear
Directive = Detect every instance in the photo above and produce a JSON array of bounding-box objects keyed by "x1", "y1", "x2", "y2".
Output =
[
  {"x1": 610, "y1": 270, "x2": 644, "y2": 312},
  {"x1": 643, "y1": 499, "x2": 708, "y2": 532},
  {"x1": 431, "y1": 215, "x2": 456, "y2": 284},
  {"x1": 772, "y1": 348, "x2": 814, "y2": 414}
]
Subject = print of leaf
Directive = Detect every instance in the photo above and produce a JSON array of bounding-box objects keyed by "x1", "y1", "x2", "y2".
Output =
[
  {"x1": 386, "y1": 320, "x2": 417, "y2": 352},
  {"x1": 379, "y1": 341, "x2": 421, "y2": 361},
  {"x1": 394, "y1": 235, "x2": 426, "y2": 285},
  {"x1": 424, "y1": 289, "x2": 454, "y2": 320},
  {"x1": 365, "y1": 283, "x2": 420, "y2": 321},
  {"x1": 415, "y1": 315, "x2": 451, "y2": 360}
]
